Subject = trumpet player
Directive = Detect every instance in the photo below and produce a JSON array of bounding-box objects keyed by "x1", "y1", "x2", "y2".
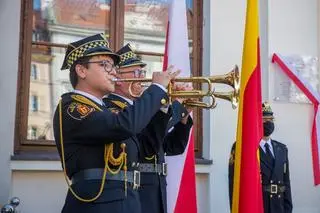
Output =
[
  {"x1": 53, "y1": 34, "x2": 180, "y2": 213},
  {"x1": 103, "y1": 43, "x2": 193, "y2": 213}
]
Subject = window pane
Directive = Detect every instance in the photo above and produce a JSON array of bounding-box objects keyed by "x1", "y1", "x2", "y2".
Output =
[
  {"x1": 31, "y1": 64, "x2": 38, "y2": 80},
  {"x1": 139, "y1": 54, "x2": 164, "y2": 77},
  {"x1": 29, "y1": 126, "x2": 38, "y2": 140},
  {"x1": 124, "y1": 0, "x2": 193, "y2": 57},
  {"x1": 124, "y1": 0, "x2": 169, "y2": 53},
  {"x1": 27, "y1": 44, "x2": 72, "y2": 141},
  {"x1": 32, "y1": 0, "x2": 111, "y2": 44},
  {"x1": 31, "y1": 95, "x2": 39, "y2": 112},
  {"x1": 186, "y1": 0, "x2": 193, "y2": 55}
]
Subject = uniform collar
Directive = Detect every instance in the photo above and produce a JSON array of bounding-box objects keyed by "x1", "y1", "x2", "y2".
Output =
[
  {"x1": 260, "y1": 137, "x2": 275, "y2": 157},
  {"x1": 73, "y1": 90, "x2": 104, "y2": 106},
  {"x1": 260, "y1": 137, "x2": 272, "y2": 148}
]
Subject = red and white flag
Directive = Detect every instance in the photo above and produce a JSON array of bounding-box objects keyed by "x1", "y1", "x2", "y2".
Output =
[
  {"x1": 163, "y1": 1, "x2": 197, "y2": 213},
  {"x1": 272, "y1": 53, "x2": 320, "y2": 185}
]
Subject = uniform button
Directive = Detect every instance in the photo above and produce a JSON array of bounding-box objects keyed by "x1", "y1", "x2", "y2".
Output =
[
  {"x1": 270, "y1": 195, "x2": 273, "y2": 198},
  {"x1": 161, "y1": 98, "x2": 167, "y2": 105},
  {"x1": 182, "y1": 112, "x2": 185, "y2": 117},
  {"x1": 278, "y1": 195, "x2": 281, "y2": 198},
  {"x1": 270, "y1": 180, "x2": 273, "y2": 183},
  {"x1": 278, "y1": 181, "x2": 281, "y2": 184}
]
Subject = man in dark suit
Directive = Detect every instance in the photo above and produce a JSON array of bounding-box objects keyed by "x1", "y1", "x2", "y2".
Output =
[
  {"x1": 228, "y1": 102, "x2": 293, "y2": 213},
  {"x1": 104, "y1": 44, "x2": 193, "y2": 213},
  {"x1": 53, "y1": 34, "x2": 180, "y2": 213}
]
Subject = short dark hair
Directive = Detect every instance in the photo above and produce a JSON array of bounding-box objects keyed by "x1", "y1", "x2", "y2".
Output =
[{"x1": 69, "y1": 56, "x2": 91, "y2": 88}]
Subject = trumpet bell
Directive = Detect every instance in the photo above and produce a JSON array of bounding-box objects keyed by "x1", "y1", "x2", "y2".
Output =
[
  {"x1": 209, "y1": 65, "x2": 240, "y2": 90},
  {"x1": 213, "y1": 90, "x2": 239, "y2": 109}
]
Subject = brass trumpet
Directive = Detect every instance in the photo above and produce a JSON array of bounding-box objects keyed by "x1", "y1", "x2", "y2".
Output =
[{"x1": 112, "y1": 65, "x2": 240, "y2": 109}]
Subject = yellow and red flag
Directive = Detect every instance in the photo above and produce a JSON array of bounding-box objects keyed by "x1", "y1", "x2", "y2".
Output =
[{"x1": 232, "y1": 0, "x2": 264, "y2": 213}]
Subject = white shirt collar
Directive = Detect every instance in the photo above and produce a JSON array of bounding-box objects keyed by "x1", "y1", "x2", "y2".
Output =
[
  {"x1": 260, "y1": 137, "x2": 274, "y2": 156},
  {"x1": 73, "y1": 90, "x2": 104, "y2": 106},
  {"x1": 110, "y1": 93, "x2": 133, "y2": 105}
]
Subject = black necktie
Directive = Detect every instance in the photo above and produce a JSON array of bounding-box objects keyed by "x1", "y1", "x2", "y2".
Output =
[{"x1": 264, "y1": 143, "x2": 274, "y2": 165}]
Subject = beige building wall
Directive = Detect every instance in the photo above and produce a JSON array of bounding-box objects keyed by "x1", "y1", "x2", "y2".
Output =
[
  {"x1": 11, "y1": 171, "x2": 66, "y2": 212},
  {"x1": 10, "y1": 162, "x2": 211, "y2": 213},
  {"x1": 0, "y1": 0, "x2": 21, "y2": 206}
]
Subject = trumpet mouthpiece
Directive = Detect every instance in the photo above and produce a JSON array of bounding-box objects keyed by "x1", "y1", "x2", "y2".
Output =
[{"x1": 111, "y1": 78, "x2": 119, "y2": 82}]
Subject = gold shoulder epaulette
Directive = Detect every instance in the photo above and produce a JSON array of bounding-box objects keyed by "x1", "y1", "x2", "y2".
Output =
[
  {"x1": 145, "y1": 155, "x2": 156, "y2": 161},
  {"x1": 71, "y1": 94, "x2": 102, "y2": 112},
  {"x1": 111, "y1": 100, "x2": 128, "y2": 109}
]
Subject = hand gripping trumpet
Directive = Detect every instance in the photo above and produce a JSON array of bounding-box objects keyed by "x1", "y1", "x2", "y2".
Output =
[{"x1": 112, "y1": 65, "x2": 240, "y2": 109}]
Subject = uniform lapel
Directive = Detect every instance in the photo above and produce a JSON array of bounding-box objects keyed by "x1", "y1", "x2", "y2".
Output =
[
  {"x1": 271, "y1": 140, "x2": 284, "y2": 180},
  {"x1": 259, "y1": 147, "x2": 273, "y2": 178},
  {"x1": 260, "y1": 146, "x2": 273, "y2": 168}
]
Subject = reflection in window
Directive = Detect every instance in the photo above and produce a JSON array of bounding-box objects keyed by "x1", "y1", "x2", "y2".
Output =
[
  {"x1": 37, "y1": 122, "x2": 50, "y2": 140},
  {"x1": 31, "y1": 64, "x2": 38, "y2": 80},
  {"x1": 31, "y1": 95, "x2": 39, "y2": 112},
  {"x1": 124, "y1": 0, "x2": 194, "y2": 58},
  {"x1": 32, "y1": 8, "x2": 50, "y2": 42},
  {"x1": 61, "y1": 81, "x2": 73, "y2": 94},
  {"x1": 32, "y1": 0, "x2": 111, "y2": 43},
  {"x1": 139, "y1": 54, "x2": 164, "y2": 77},
  {"x1": 186, "y1": 0, "x2": 193, "y2": 10},
  {"x1": 124, "y1": 0, "x2": 169, "y2": 53},
  {"x1": 33, "y1": 0, "x2": 41, "y2": 10},
  {"x1": 30, "y1": 126, "x2": 37, "y2": 140}
]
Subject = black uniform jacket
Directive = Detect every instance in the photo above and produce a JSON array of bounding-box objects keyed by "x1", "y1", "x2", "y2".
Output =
[
  {"x1": 228, "y1": 140, "x2": 293, "y2": 213},
  {"x1": 53, "y1": 85, "x2": 168, "y2": 213},
  {"x1": 139, "y1": 101, "x2": 193, "y2": 213}
]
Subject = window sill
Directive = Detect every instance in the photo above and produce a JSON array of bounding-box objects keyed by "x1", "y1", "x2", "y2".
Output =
[
  {"x1": 195, "y1": 158, "x2": 213, "y2": 174},
  {"x1": 10, "y1": 153, "x2": 213, "y2": 173},
  {"x1": 11, "y1": 152, "x2": 60, "y2": 161},
  {"x1": 11, "y1": 152, "x2": 61, "y2": 171},
  {"x1": 196, "y1": 158, "x2": 213, "y2": 165}
]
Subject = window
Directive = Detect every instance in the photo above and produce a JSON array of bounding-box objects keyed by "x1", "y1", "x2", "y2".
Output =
[
  {"x1": 29, "y1": 126, "x2": 38, "y2": 140},
  {"x1": 31, "y1": 64, "x2": 38, "y2": 80},
  {"x1": 30, "y1": 95, "x2": 39, "y2": 112},
  {"x1": 16, "y1": 0, "x2": 203, "y2": 157}
]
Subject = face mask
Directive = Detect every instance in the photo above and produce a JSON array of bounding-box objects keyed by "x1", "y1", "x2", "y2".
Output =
[{"x1": 263, "y1": 121, "x2": 274, "y2": 137}]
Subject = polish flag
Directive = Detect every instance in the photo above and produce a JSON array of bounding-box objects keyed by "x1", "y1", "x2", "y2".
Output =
[{"x1": 163, "y1": 1, "x2": 197, "y2": 213}]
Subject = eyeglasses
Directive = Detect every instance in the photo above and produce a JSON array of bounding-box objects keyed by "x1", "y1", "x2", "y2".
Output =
[
  {"x1": 118, "y1": 69, "x2": 147, "y2": 78},
  {"x1": 85, "y1": 60, "x2": 118, "y2": 73}
]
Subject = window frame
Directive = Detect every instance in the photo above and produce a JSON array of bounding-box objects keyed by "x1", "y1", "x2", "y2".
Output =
[{"x1": 15, "y1": 0, "x2": 203, "y2": 157}]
